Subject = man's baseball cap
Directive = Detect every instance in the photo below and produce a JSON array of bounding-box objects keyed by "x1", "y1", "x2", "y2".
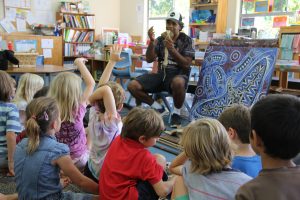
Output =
[{"x1": 166, "y1": 11, "x2": 183, "y2": 24}]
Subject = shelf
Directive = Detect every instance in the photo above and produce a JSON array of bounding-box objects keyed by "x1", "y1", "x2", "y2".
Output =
[
  {"x1": 60, "y1": 12, "x2": 95, "y2": 16},
  {"x1": 194, "y1": 41, "x2": 209, "y2": 45},
  {"x1": 63, "y1": 27, "x2": 95, "y2": 30},
  {"x1": 189, "y1": 23, "x2": 215, "y2": 26},
  {"x1": 191, "y1": 3, "x2": 218, "y2": 8},
  {"x1": 64, "y1": 41, "x2": 93, "y2": 44}
]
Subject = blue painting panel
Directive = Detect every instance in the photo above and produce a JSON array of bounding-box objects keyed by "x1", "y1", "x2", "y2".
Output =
[{"x1": 191, "y1": 45, "x2": 278, "y2": 120}]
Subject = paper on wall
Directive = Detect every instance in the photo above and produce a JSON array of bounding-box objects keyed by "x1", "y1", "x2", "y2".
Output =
[
  {"x1": 0, "y1": 18, "x2": 16, "y2": 33},
  {"x1": 26, "y1": 12, "x2": 35, "y2": 25},
  {"x1": 41, "y1": 39, "x2": 53, "y2": 49},
  {"x1": 16, "y1": 18, "x2": 27, "y2": 32},
  {"x1": 43, "y1": 48, "x2": 52, "y2": 58},
  {"x1": 5, "y1": 7, "x2": 16, "y2": 21}
]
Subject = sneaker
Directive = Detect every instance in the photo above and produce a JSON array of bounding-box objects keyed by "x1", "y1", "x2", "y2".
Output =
[
  {"x1": 154, "y1": 106, "x2": 169, "y2": 116},
  {"x1": 170, "y1": 113, "x2": 182, "y2": 128}
]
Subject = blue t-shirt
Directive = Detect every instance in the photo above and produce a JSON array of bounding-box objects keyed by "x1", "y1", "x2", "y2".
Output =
[
  {"x1": 0, "y1": 102, "x2": 21, "y2": 158},
  {"x1": 232, "y1": 155, "x2": 262, "y2": 178},
  {"x1": 14, "y1": 134, "x2": 69, "y2": 199}
]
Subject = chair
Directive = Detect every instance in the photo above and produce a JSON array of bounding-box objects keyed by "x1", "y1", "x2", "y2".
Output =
[
  {"x1": 153, "y1": 69, "x2": 196, "y2": 124},
  {"x1": 112, "y1": 48, "x2": 149, "y2": 104}
]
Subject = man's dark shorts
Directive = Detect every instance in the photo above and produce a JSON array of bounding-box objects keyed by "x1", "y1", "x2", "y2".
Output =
[{"x1": 135, "y1": 67, "x2": 189, "y2": 94}]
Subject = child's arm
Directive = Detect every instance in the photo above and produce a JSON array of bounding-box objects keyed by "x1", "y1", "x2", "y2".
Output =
[
  {"x1": 6, "y1": 131, "x2": 16, "y2": 176},
  {"x1": 54, "y1": 155, "x2": 98, "y2": 194},
  {"x1": 171, "y1": 176, "x2": 189, "y2": 200},
  {"x1": 169, "y1": 152, "x2": 188, "y2": 176},
  {"x1": 152, "y1": 176, "x2": 176, "y2": 197},
  {"x1": 89, "y1": 85, "x2": 117, "y2": 117},
  {"x1": 74, "y1": 58, "x2": 96, "y2": 106},
  {"x1": 98, "y1": 44, "x2": 123, "y2": 86}
]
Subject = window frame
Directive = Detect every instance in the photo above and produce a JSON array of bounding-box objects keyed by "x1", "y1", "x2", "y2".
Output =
[
  {"x1": 147, "y1": 0, "x2": 175, "y2": 31},
  {"x1": 239, "y1": 0, "x2": 296, "y2": 36}
]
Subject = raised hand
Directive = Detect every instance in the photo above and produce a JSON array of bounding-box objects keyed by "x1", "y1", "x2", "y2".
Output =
[
  {"x1": 109, "y1": 44, "x2": 123, "y2": 62},
  {"x1": 148, "y1": 26, "x2": 155, "y2": 42},
  {"x1": 74, "y1": 58, "x2": 88, "y2": 69}
]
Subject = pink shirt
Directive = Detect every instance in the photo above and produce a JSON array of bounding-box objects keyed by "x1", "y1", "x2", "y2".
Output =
[{"x1": 55, "y1": 104, "x2": 88, "y2": 159}]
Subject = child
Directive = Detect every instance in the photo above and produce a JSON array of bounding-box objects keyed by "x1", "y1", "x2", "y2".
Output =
[
  {"x1": 170, "y1": 118, "x2": 252, "y2": 200},
  {"x1": 16, "y1": 86, "x2": 50, "y2": 144},
  {"x1": 235, "y1": 94, "x2": 300, "y2": 200},
  {"x1": 0, "y1": 70, "x2": 21, "y2": 176},
  {"x1": 14, "y1": 97, "x2": 98, "y2": 199},
  {"x1": 218, "y1": 104, "x2": 262, "y2": 177},
  {"x1": 48, "y1": 58, "x2": 95, "y2": 171},
  {"x1": 84, "y1": 44, "x2": 125, "y2": 182},
  {"x1": 13, "y1": 73, "x2": 44, "y2": 130},
  {"x1": 99, "y1": 107, "x2": 174, "y2": 200}
]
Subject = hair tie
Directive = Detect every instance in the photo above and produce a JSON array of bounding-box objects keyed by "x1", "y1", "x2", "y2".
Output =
[{"x1": 43, "y1": 111, "x2": 49, "y2": 121}]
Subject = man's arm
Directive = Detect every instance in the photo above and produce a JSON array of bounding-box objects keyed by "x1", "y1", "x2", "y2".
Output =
[
  {"x1": 146, "y1": 26, "x2": 158, "y2": 63},
  {"x1": 164, "y1": 37, "x2": 193, "y2": 71}
]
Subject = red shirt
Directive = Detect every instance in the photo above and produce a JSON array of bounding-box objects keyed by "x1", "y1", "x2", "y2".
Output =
[{"x1": 99, "y1": 135, "x2": 163, "y2": 200}]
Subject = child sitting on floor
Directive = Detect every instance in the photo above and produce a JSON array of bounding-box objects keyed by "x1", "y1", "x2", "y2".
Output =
[
  {"x1": 235, "y1": 94, "x2": 300, "y2": 200},
  {"x1": 99, "y1": 107, "x2": 174, "y2": 200},
  {"x1": 14, "y1": 97, "x2": 98, "y2": 199},
  {"x1": 83, "y1": 44, "x2": 125, "y2": 182},
  {"x1": 170, "y1": 118, "x2": 252, "y2": 200},
  {"x1": 13, "y1": 73, "x2": 44, "y2": 130},
  {"x1": 0, "y1": 70, "x2": 21, "y2": 176},
  {"x1": 48, "y1": 58, "x2": 95, "y2": 171},
  {"x1": 218, "y1": 104, "x2": 262, "y2": 177}
]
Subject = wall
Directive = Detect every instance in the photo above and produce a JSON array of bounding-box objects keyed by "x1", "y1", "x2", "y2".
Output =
[
  {"x1": 0, "y1": 0, "x2": 120, "y2": 35},
  {"x1": 226, "y1": 0, "x2": 241, "y2": 34},
  {"x1": 120, "y1": 0, "x2": 146, "y2": 41}
]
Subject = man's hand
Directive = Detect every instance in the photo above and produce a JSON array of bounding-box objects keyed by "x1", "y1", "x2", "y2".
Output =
[
  {"x1": 109, "y1": 44, "x2": 124, "y2": 62},
  {"x1": 148, "y1": 26, "x2": 155, "y2": 42},
  {"x1": 164, "y1": 37, "x2": 175, "y2": 52}
]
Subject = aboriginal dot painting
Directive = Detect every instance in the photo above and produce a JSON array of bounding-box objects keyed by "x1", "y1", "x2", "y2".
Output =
[{"x1": 191, "y1": 45, "x2": 278, "y2": 120}]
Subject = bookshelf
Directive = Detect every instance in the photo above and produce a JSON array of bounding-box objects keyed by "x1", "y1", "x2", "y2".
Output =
[
  {"x1": 56, "y1": 1, "x2": 95, "y2": 65},
  {"x1": 190, "y1": 0, "x2": 228, "y2": 49}
]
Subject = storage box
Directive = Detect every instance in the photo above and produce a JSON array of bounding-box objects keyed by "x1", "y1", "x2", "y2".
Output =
[{"x1": 10, "y1": 52, "x2": 39, "y2": 67}]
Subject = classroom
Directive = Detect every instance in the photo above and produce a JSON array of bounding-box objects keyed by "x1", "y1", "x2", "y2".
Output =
[{"x1": 1, "y1": 0, "x2": 300, "y2": 199}]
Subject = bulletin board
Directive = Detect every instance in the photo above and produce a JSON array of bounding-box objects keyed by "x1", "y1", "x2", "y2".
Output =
[{"x1": 1, "y1": 0, "x2": 60, "y2": 33}]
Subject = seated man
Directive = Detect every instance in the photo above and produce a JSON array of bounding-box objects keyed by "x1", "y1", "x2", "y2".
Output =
[{"x1": 128, "y1": 10, "x2": 195, "y2": 127}]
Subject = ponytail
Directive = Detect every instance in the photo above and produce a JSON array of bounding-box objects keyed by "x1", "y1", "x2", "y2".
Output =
[
  {"x1": 24, "y1": 97, "x2": 59, "y2": 155},
  {"x1": 26, "y1": 117, "x2": 41, "y2": 154}
]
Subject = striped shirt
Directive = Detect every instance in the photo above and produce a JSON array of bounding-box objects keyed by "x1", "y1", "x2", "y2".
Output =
[{"x1": 0, "y1": 102, "x2": 21, "y2": 157}]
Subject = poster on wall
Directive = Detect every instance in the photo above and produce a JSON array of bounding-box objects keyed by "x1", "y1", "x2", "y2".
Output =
[
  {"x1": 241, "y1": 18, "x2": 255, "y2": 27},
  {"x1": 273, "y1": 16, "x2": 287, "y2": 28},
  {"x1": 255, "y1": 1, "x2": 268, "y2": 13}
]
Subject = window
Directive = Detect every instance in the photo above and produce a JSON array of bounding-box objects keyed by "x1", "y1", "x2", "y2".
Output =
[
  {"x1": 240, "y1": 0, "x2": 300, "y2": 39},
  {"x1": 147, "y1": 0, "x2": 190, "y2": 38}
]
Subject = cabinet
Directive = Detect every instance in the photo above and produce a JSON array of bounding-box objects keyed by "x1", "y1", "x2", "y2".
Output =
[
  {"x1": 277, "y1": 26, "x2": 300, "y2": 88},
  {"x1": 56, "y1": 1, "x2": 95, "y2": 64},
  {"x1": 189, "y1": 0, "x2": 228, "y2": 49}
]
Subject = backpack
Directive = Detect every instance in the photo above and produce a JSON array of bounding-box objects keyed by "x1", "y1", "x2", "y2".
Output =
[{"x1": 0, "y1": 50, "x2": 19, "y2": 70}]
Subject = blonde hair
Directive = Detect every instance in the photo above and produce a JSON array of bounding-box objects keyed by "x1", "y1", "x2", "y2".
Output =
[
  {"x1": 13, "y1": 73, "x2": 44, "y2": 103},
  {"x1": 97, "y1": 81, "x2": 125, "y2": 113},
  {"x1": 25, "y1": 97, "x2": 59, "y2": 154},
  {"x1": 121, "y1": 107, "x2": 165, "y2": 141},
  {"x1": 0, "y1": 70, "x2": 14, "y2": 102},
  {"x1": 48, "y1": 72, "x2": 82, "y2": 122},
  {"x1": 180, "y1": 118, "x2": 233, "y2": 175}
]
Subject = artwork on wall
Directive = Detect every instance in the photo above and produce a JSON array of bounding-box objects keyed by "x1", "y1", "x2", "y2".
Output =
[{"x1": 191, "y1": 42, "x2": 278, "y2": 120}]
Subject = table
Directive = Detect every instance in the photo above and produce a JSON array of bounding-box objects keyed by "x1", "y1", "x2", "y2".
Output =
[
  {"x1": 6, "y1": 65, "x2": 76, "y2": 85},
  {"x1": 275, "y1": 60, "x2": 300, "y2": 89}
]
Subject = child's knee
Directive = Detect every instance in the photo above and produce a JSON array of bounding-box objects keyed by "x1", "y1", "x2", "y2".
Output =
[{"x1": 154, "y1": 154, "x2": 167, "y2": 169}]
